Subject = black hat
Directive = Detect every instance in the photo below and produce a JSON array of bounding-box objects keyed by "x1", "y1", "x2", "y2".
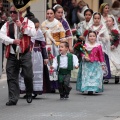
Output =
[{"x1": 13, "y1": 0, "x2": 30, "y2": 10}]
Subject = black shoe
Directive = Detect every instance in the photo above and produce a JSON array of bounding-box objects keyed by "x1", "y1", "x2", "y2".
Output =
[
  {"x1": 26, "y1": 94, "x2": 32, "y2": 103},
  {"x1": 88, "y1": 91, "x2": 93, "y2": 95},
  {"x1": 115, "y1": 76, "x2": 119, "y2": 84},
  {"x1": 51, "y1": 90, "x2": 56, "y2": 93},
  {"x1": 23, "y1": 95, "x2": 27, "y2": 99},
  {"x1": 6, "y1": 101, "x2": 16, "y2": 106},
  {"x1": 104, "y1": 80, "x2": 109, "y2": 84},
  {"x1": 68, "y1": 86, "x2": 72, "y2": 92},
  {"x1": 64, "y1": 94, "x2": 69, "y2": 99},
  {"x1": 60, "y1": 95, "x2": 64, "y2": 100},
  {"x1": 32, "y1": 94, "x2": 37, "y2": 99}
]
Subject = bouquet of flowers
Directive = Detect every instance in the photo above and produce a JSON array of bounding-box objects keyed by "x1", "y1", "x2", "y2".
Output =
[
  {"x1": 47, "y1": 47, "x2": 54, "y2": 75},
  {"x1": 74, "y1": 41, "x2": 89, "y2": 57},
  {"x1": 110, "y1": 29, "x2": 120, "y2": 47}
]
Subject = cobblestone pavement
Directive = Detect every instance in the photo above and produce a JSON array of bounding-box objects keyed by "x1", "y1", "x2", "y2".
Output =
[{"x1": 0, "y1": 75, "x2": 120, "y2": 120}]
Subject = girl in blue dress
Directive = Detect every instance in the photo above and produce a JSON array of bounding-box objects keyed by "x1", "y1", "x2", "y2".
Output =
[{"x1": 76, "y1": 31, "x2": 105, "y2": 94}]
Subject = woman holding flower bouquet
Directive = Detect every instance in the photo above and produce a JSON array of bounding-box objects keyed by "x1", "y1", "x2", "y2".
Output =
[
  {"x1": 41, "y1": 9, "x2": 65, "y2": 92},
  {"x1": 88, "y1": 12, "x2": 111, "y2": 84},
  {"x1": 106, "y1": 16, "x2": 120, "y2": 83},
  {"x1": 76, "y1": 31, "x2": 105, "y2": 94}
]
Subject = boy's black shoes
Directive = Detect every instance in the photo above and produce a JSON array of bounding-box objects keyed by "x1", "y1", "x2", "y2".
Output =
[
  {"x1": 6, "y1": 101, "x2": 16, "y2": 106},
  {"x1": 26, "y1": 94, "x2": 32, "y2": 103},
  {"x1": 32, "y1": 94, "x2": 37, "y2": 99},
  {"x1": 60, "y1": 94, "x2": 69, "y2": 99},
  {"x1": 60, "y1": 95, "x2": 64, "y2": 100},
  {"x1": 64, "y1": 94, "x2": 69, "y2": 99}
]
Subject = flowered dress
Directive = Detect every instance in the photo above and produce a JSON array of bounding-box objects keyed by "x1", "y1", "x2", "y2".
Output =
[
  {"x1": 76, "y1": 43, "x2": 104, "y2": 93},
  {"x1": 89, "y1": 24, "x2": 111, "y2": 79}
]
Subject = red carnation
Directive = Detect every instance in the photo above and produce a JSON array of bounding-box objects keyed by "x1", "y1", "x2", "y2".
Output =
[
  {"x1": 118, "y1": 17, "x2": 120, "y2": 23},
  {"x1": 111, "y1": 29, "x2": 119, "y2": 35},
  {"x1": 49, "y1": 69, "x2": 54, "y2": 74},
  {"x1": 83, "y1": 30, "x2": 89, "y2": 37},
  {"x1": 47, "y1": 47, "x2": 51, "y2": 51}
]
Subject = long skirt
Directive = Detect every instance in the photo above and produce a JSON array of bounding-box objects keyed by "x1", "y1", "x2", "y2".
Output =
[
  {"x1": 19, "y1": 50, "x2": 43, "y2": 95},
  {"x1": 76, "y1": 61, "x2": 103, "y2": 93},
  {"x1": 109, "y1": 45, "x2": 120, "y2": 76},
  {"x1": 103, "y1": 53, "x2": 111, "y2": 79}
]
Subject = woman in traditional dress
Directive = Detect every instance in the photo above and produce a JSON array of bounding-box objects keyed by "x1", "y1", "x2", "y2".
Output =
[
  {"x1": 76, "y1": 31, "x2": 104, "y2": 94},
  {"x1": 110, "y1": 0, "x2": 120, "y2": 29},
  {"x1": 72, "y1": 9, "x2": 93, "y2": 79},
  {"x1": 106, "y1": 16, "x2": 120, "y2": 83},
  {"x1": 77, "y1": 9, "x2": 93, "y2": 42},
  {"x1": 41, "y1": 9, "x2": 65, "y2": 92},
  {"x1": 19, "y1": 18, "x2": 48, "y2": 98},
  {"x1": 53, "y1": 4, "x2": 73, "y2": 53},
  {"x1": 99, "y1": 3, "x2": 111, "y2": 23},
  {"x1": 88, "y1": 12, "x2": 111, "y2": 84},
  {"x1": 77, "y1": 0, "x2": 89, "y2": 22},
  {"x1": 99, "y1": 3, "x2": 116, "y2": 25}
]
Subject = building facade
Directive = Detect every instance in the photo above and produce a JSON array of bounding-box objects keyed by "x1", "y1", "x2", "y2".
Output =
[
  {"x1": 30, "y1": 0, "x2": 116, "y2": 23},
  {"x1": 2, "y1": 0, "x2": 116, "y2": 23}
]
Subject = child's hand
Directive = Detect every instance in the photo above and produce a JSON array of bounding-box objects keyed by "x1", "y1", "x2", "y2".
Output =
[
  {"x1": 75, "y1": 66, "x2": 79, "y2": 69},
  {"x1": 44, "y1": 59, "x2": 48, "y2": 65},
  {"x1": 102, "y1": 65, "x2": 105, "y2": 70},
  {"x1": 50, "y1": 66, "x2": 54, "y2": 69},
  {"x1": 84, "y1": 56, "x2": 90, "y2": 61}
]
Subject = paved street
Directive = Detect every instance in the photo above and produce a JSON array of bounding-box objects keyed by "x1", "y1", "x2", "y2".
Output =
[{"x1": 0, "y1": 73, "x2": 120, "y2": 120}]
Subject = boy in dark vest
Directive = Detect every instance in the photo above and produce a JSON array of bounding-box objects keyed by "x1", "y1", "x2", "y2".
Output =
[{"x1": 51, "y1": 42, "x2": 79, "y2": 99}]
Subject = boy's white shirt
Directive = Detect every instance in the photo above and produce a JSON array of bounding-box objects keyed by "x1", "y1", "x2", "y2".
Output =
[{"x1": 52, "y1": 53, "x2": 79, "y2": 70}]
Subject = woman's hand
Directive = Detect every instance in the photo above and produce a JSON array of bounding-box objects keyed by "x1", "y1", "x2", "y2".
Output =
[
  {"x1": 110, "y1": 36, "x2": 113, "y2": 41},
  {"x1": 111, "y1": 45, "x2": 115, "y2": 50},
  {"x1": 50, "y1": 66, "x2": 54, "y2": 69}
]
